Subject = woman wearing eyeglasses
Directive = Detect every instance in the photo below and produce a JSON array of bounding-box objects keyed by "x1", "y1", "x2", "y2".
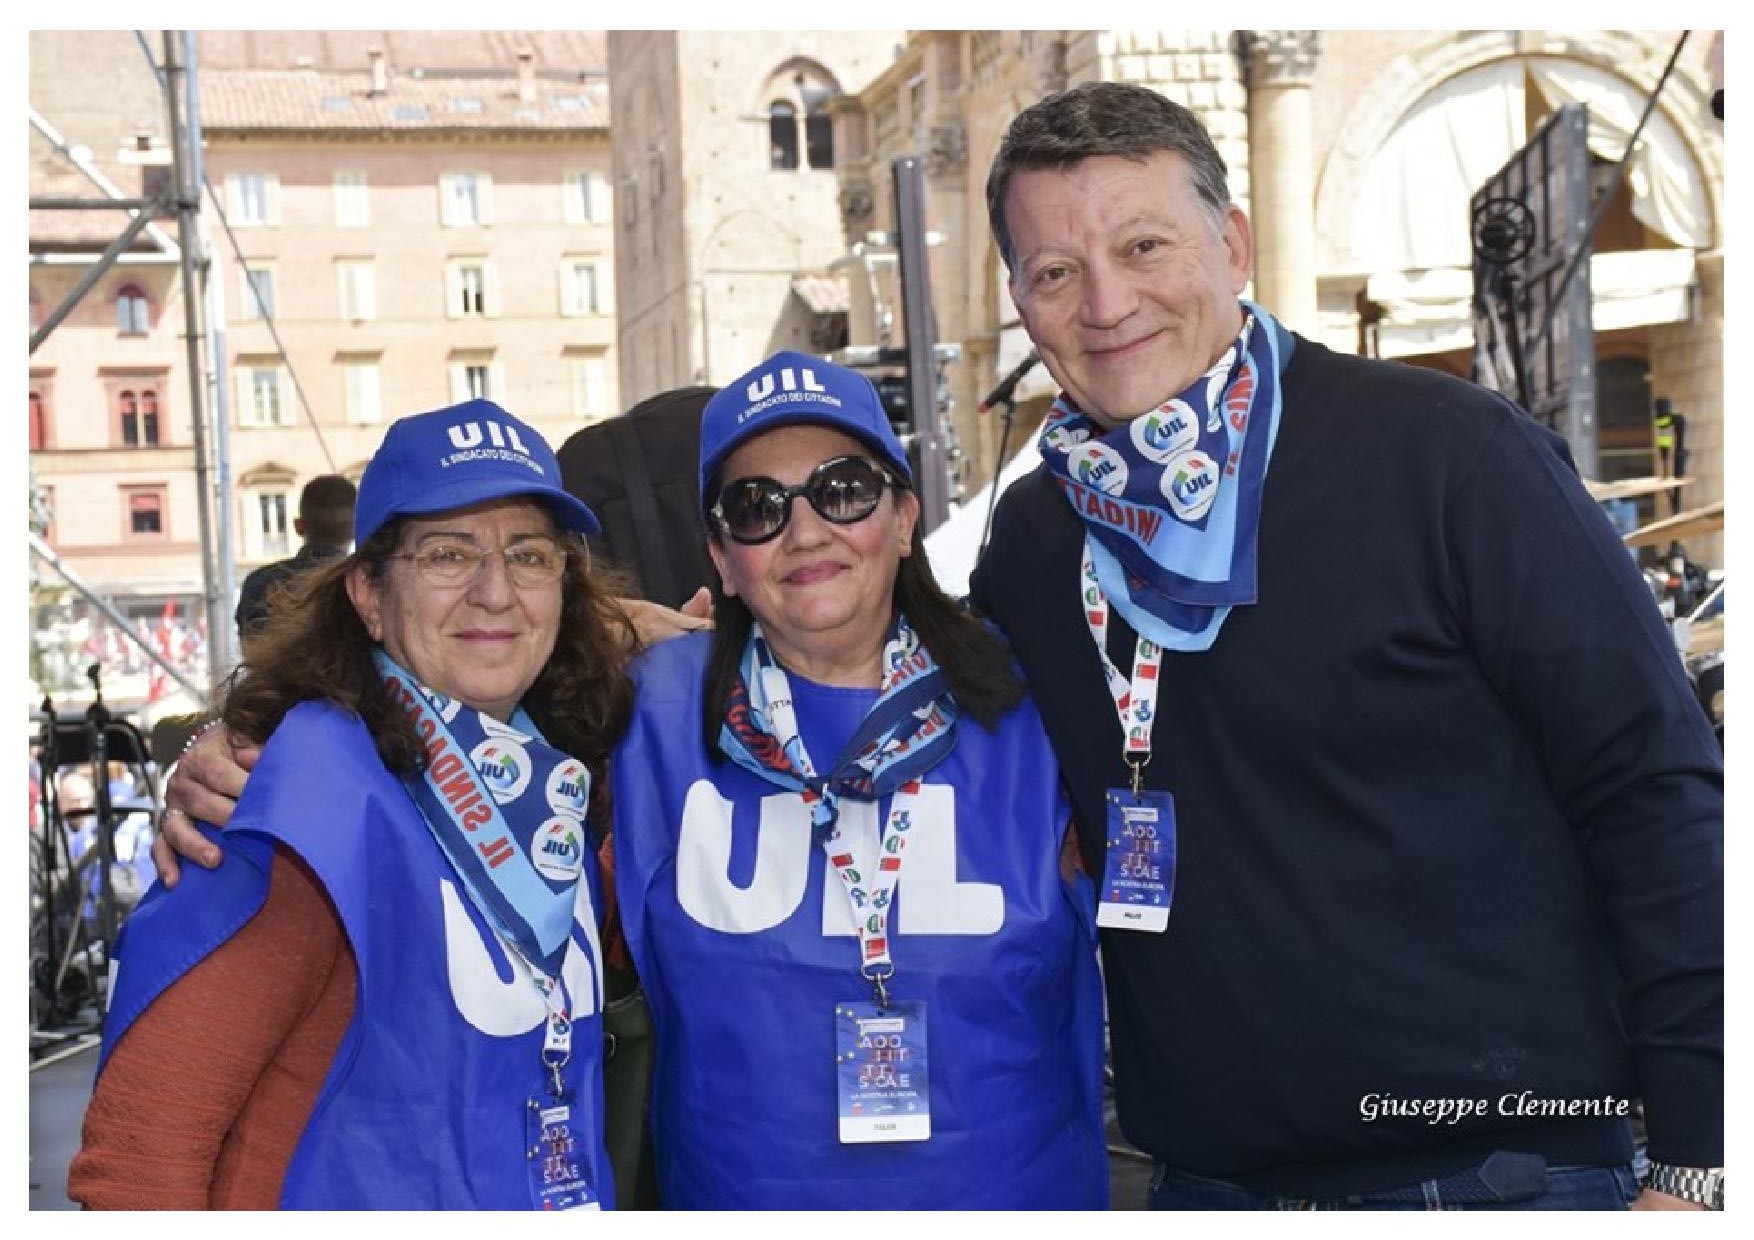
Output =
[
  {"x1": 69, "y1": 401, "x2": 633, "y2": 1210},
  {"x1": 608, "y1": 352, "x2": 1109, "y2": 1208}
]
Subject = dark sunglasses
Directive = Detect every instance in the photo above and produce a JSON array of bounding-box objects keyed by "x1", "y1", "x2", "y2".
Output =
[{"x1": 710, "y1": 455, "x2": 898, "y2": 545}]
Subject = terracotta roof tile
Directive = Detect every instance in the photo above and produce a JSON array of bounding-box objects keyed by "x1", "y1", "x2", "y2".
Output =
[{"x1": 199, "y1": 69, "x2": 609, "y2": 133}]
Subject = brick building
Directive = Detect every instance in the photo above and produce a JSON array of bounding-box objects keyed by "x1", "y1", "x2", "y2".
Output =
[{"x1": 29, "y1": 30, "x2": 618, "y2": 700}]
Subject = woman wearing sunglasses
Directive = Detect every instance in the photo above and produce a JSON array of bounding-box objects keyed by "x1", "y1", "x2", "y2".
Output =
[
  {"x1": 609, "y1": 351, "x2": 1108, "y2": 1208},
  {"x1": 152, "y1": 356, "x2": 1107, "y2": 1209}
]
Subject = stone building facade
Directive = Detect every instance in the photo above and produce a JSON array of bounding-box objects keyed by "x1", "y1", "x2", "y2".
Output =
[
  {"x1": 606, "y1": 30, "x2": 902, "y2": 403},
  {"x1": 830, "y1": 30, "x2": 1723, "y2": 561}
]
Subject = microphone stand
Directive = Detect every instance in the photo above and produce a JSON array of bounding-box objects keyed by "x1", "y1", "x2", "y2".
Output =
[
  {"x1": 977, "y1": 352, "x2": 1040, "y2": 559},
  {"x1": 83, "y1": 663, "x2": 122, "y2": 997}
]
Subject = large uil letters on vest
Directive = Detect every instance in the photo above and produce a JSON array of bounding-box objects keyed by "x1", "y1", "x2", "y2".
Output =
[
  {"x1": 676, "y1": 781, "x2": 1004, "y2": 936},
  {"x1": 443, "y1": 876, "x2": 603, "y2": 1037}
]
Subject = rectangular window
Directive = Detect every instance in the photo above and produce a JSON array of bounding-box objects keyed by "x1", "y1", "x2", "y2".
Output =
[
  {"x1": 560, "y1": 259, "x2": 612, "y2": 317},
  {"x1": 458, "y1": 265, "x2": 486, "y2": 316},
  {"x1": 117, "y1": 288, "x2": 151, "y2": 335},
  {"x1": 447, "y1": 260, "x2": 496, "y2": 318},
  {"x1": 440, "y1": 172, "x2": 493, "y2": 226},
  {"x1": 449, "y1": 355, "x2": 499, "y2": 403},
  {"x1": 228, "y1": 173, "x2": 279, "y2": 226},
  {"x1": 257, "y1": 492, "x2": 290, "y2": 558},
  {"x1": 569, "y1": 355, "x2": 610, "y2": 420},
  {"x1": 123, "y1": 486, "x2": 167, "y2": 541},
  {"x1": 336, "y1": 260, "x2": 376, "y2": 321},
  {"x1": 240, "y1": 266, "x2": 275, "y2": 321},
  {"x1": 333, "y1": 169, "x2": 370, "y2": 227},
  {"x1": 565, "y1": 170, "x2": 611, "y2": 224},
  {"x1": 342, "y1": 358, "x2": 382, "y2": 425},
  {"x1": 237, "y1": 362, "x2": 290, "y2": 428}
]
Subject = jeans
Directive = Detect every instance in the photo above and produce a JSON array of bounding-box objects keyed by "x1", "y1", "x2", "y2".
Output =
[{"x1": 1149, "y1": 1158, "x2": 1641, "y2": 1211}]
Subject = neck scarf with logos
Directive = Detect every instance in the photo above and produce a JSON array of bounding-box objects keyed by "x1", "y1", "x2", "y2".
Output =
[
  {"x1": 717, "y1": 618, "x2": 957, "y2": 843},
  {"x1": 375, "y1": 649, "x2": 591, "y2": 980},
  {"x1": 1038, "y1": 299, "x2": 1286, "y2": 652}
]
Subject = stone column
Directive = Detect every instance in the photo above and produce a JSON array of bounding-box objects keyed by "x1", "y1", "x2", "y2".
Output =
[{"x1": 1241, "y1": 31, "x2": 1320, "y2": 335}]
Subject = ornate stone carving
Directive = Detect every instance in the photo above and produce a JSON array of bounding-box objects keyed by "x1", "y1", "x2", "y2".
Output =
[
  {"x1": 925, "y1": 124, "x2": 967, "y2": 180},
  {"x1": 839, "y1": 178, "x2": 875, "y2": 242},
  {"x1": 1241, "y1": 30, "x2": 1320, "y2": 88}
]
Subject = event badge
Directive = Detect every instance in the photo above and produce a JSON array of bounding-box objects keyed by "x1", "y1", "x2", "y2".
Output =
[
  {"x1": 1097, "y1": 789, "x2": 1176, "y2": 932},
  {"x1": 835, "y1": 999, "x2": 931, "y2": 1144},
  {"x1": 525, "y1": 1096, "x2": 600, "y2": 1211}
]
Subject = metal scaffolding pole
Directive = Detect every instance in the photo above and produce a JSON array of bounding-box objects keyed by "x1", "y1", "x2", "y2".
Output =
[
  {"x1": 163, "y1": 31, "x2": 227, "y2": 670},
  {"x1": 180, "y1": 30, "x2": 237, "y2": 675}
]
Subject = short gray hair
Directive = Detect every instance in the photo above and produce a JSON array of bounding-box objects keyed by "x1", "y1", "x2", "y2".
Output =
[{"x1": 986, "y1": 81, "x2": 1231, "y2": 271}]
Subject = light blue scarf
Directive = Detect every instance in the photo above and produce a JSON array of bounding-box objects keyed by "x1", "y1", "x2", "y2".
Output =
[
  {"x1": 375, "y1": 649, "x2": 590, "y2": 978},
  {"x1": 716, "y1": 618, "x2": 958, "y2": 844},
  {"x1": 1038, "y1": 300, "x2": 1286, "y2": 651}
]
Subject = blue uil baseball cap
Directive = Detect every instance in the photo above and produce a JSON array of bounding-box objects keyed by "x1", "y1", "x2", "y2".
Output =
[
  {"x1": 698, "y1": 350, "x2": 911, "y2": 506},
  {"x1": 355, "y1": 399, "x2": 601, "y2": 545}
]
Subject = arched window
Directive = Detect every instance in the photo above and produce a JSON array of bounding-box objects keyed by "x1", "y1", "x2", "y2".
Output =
[
  {"x1": 764, "y1": 63, "x2": 838, "y2": 172},
  {"x1": 118, "y1": 388, "x2": 160, "y2": 447},
  {"x1": 802, "y1": 83, "x2": 834, "y2": 170},
  {"x1": 30, "y1": 390, "x2": 46, "y2": 451},
  {"x1": 769, "y1": 101, "x2": 799, "y2": 170},
  {"x1": 117, "y1": 284, "x2": 151, "y2": 335}
]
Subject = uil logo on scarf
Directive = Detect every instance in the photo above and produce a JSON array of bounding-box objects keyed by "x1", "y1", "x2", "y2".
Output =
[
  {"x1": 1039, "y1": 300, "x2": 1287, "y2": 653},
  {"x1": 531, "y1": 818, "x2": 585, "y2": 883},
  {"x1": 1130, "y1": 402, "x2": 1200, "y2": 463},
  {"x1": 1163, "y1": 450, "x2": 1221, "y2": 522},
  {"x1": 545, "y1": 760, "x2": 591, "y2": 819},
  {"x1": 473, "y1": 738, "x2": 532, "y2": 803}
]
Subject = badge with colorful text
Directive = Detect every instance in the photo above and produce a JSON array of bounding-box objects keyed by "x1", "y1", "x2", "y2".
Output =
[
  {"x1": 1097, "y1": 789, "x2": 1176, "y2": 932},
  {"x1": 834, "y1": 999, "x2": 931, "y2": 1143},
  {"x1": 525, "y1": 1096, "x2": 600, "y2": 1211}
]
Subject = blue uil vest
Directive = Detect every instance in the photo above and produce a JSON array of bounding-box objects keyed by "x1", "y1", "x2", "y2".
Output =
[
  {"x1": 101, "y1": 702, "x2": 614, "y2": 1209},
  {"x1": 611, "y1": 633, "x2": 1109, "y2": 1209}
]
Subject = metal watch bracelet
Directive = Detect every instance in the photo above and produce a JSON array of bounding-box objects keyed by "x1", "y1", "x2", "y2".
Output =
[{"x1": 1642, "y1": 1162, "x2": 1724, "y2": 1210}]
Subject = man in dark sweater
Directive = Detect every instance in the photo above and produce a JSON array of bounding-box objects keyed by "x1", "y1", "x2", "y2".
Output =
[
  {"x1": 971, "y1": 82, "x2": 1721, "y2": 1210},
  {"x1": 235, "y1": 475, "x2": 357, "y2": 643}
]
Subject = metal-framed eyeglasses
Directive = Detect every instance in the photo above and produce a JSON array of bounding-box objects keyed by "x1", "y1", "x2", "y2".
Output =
[
  {"x1": 388, "y1": 536, "x2": 572, "y2": 588},
  {"x1": 709, "y1": 455, "x2": 900, "y2": 545}
]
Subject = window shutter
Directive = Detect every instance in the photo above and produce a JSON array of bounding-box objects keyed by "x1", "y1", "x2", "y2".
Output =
[
  {"x1": 353, "y1": 264, "x2": 376, "y2": 320},
  {"x1": 590, "y1": 171, "x2": 610, "y2": 224},
  {"x1": 595, "y1": 262, "x2": 615, "y2": 316},
  {"x1": 560, "y1": 264, "x2": 579, "y2": 316}
]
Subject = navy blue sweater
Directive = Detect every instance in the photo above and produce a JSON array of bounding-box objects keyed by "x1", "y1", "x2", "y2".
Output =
[{"x1": 970, "y1": 336, "x2": 1722, "y2": 1197}]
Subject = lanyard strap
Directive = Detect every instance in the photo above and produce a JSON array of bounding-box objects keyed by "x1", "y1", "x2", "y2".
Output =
[
  {"x1": 819, "y1": 780, "x2": 919, "y2": 1008},
  {"x1": 752, "y1": 658, "x2": 919, "y2": 1006},
  {"x1": 1081, "y1": 539, "x2": 1163, "y2": 794},
  {"x1": 529, "y1": 968, "x2": 574, "y2": 1098}
]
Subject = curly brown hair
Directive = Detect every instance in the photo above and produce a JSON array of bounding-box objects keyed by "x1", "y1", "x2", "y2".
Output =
[{"x1": 220, "y1": 516, "x2": 636, "y2": 774}]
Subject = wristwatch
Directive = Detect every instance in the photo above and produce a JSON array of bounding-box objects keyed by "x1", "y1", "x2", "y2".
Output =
[{"x1": 1642, "y1": 1162, "x2": 1724, "y2": 1209}]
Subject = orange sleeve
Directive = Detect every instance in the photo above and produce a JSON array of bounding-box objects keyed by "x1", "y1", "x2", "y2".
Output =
[{"x1": 68, "y1": 847, "x2": 355, "y2": 1210}]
